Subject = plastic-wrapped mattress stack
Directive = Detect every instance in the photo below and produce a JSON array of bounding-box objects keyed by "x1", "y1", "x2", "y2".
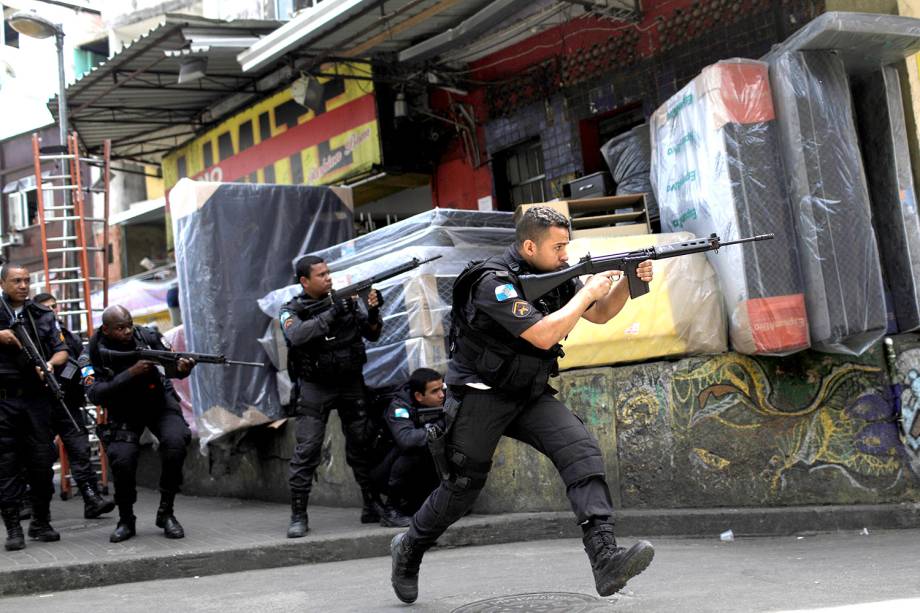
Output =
[
  {"x1": 763, "y1": 11, "x2": 920, "y2": 348},
  {"x1": 650, "y1": 59, "x2": 809, "y2": 356},
  {"x1": 258, "y1": 209, "x2": 515, "y2": 395}
]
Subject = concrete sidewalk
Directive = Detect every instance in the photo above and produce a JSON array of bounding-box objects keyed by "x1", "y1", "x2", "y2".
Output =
[{"x1": 1, "y1": 488, "x2": 918, "y2": 598}]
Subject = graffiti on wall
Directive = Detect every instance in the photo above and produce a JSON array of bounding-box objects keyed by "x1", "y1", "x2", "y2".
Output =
[
  {"x1": 892, "y1": 348, "x2": 920, "y2": 477},
  {"x1": 613, "y1": 350, "x2": 916, "y2": 507}
]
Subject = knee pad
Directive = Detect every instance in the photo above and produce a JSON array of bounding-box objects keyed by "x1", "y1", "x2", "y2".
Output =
[{"x1": 446, "y1": 450, "x2": 492, "y2": 491}]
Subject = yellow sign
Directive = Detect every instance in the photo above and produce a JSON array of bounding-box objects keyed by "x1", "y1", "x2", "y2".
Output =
[{"x1": 162, "y1": 63, "x2": 380, "y2": 190}]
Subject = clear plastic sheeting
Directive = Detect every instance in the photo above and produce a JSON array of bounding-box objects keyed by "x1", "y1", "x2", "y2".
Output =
[
  {"x1": 762, "y1": 11, "x2": 920, "y2": 74},
  {"x1": 290, "y1": 208, "x2": 515, "y2": 278},
  {"x1": 601, "y1": 123, "x2": 659, "y2": 224},
  {"x1": 851, "y1": 66, "x2": 920, "y2": 333},
  {"x1": 769, "y1": 51, "x2": 887, "y2": 355},
  {"x1": 170, "y1": 179, "x2": 353, "y2": 446},
  {"x1": 650, "y1": 59, "x2": 809, "y2": 356},
  {"x1": 559, "y1": 232, "x2": 727, "y2": 370},
  {"x1": 260, "y1": 209, "x2": 515, "y2": 392}
]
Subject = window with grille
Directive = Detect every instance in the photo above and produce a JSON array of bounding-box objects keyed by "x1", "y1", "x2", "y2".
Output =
[{"x1": 494, "y1": 139, "x2": 546, "y2": 212}]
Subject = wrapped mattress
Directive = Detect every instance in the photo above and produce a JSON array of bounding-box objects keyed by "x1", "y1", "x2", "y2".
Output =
[{"x1": 651, "y1": 59, "x2": 809, "y2": 355}]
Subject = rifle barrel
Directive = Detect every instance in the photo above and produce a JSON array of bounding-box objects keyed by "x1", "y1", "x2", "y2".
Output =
[{"x1": 719, "y1": 233, "x2": 775, "y2": 247}]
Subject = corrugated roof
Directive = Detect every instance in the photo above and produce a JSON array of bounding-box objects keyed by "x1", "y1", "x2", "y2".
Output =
[{"x1": 48, "y1": 14, "x2": 282, "y2": 164}]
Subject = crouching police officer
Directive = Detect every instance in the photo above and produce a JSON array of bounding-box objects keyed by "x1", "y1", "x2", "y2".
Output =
[
  {"x1": 79, "y1": 306, "x2": 193, "y2": 543},
  {"x1": 390, "y1": 207, "x2": 656, "y2": 603},
  {"x1": 383, "y1": 368, "x2": 444, "y2": 517},
  {"x1": 34, "y1": 292, "x2": 114, "y2": 520},
  {"x1": 281, "y1": 255, "x2": 388, "y2": 537},
  {"x1": 0, "y1": 264, "x2": 69, "y2": 550}
]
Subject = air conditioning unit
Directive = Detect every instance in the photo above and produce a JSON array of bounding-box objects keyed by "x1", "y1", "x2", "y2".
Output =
[{"x1": 2, "y1": 233, "x2": 24, "y2": 247}]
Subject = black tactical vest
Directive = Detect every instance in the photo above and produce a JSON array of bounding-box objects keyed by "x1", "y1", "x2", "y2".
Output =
[
  {"x1": 285, "y1": 294, "x2": 367, "y2": 382},
  {"x1": 449, "y1": 250, "x2": 576, "y2": 399}
]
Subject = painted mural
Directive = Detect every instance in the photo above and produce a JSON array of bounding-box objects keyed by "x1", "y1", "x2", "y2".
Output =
[
  {"x1": 890, "y1": 342, "x2": 920, "y2": 478},
  {"x1": 611, "y1": 348, "x2": 919, "y2": 508}
]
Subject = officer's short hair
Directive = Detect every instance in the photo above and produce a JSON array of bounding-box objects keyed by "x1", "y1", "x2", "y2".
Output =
[
  {"x1": 409, "y1": 368, "x2": 443, "y2": 396},
  {"x1": 0, "y1": 263, "x2": 27, "y2": 281},
  {"x1": 295, "y1": 256, "x2": 325, "y2": 281},
  {"x1": 515, "y1": 206, "x2": 570, "y2": 247},
  {"x1": 34, "y1": 292, "x2": 55, "y2": 304}
]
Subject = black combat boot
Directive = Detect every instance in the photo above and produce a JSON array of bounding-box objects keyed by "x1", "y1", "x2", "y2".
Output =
[
  {"x1": 287, "y1": 491, "x2": 309, "y2": 538},
  {"x1": 379, "y1": 502, "x2": 411, "y2": 528},
  {"x1": 110, "y1": 505, "x2": 136, "y2": 543},
  {"x1": 155, "y1": 492, "x2": 185, "y2": 539},
  {"x1": 360, "y1": 490, "x2": 383, "y2": 524},
  {"x1": 390, "y1": 532, "x2": 431, "y2": 604},
  {"x1": 582, "y1": 521, "x2": 654, "y2": 596},
  {"x1": 2, "y1": 505, "x2": 25, "y2": 551},
  {"x1": 79, "y1": 482, "x2": 115, "y2": 519},
  {"x1": 27, "y1": 500, "x2": 61, "y2": 542}
]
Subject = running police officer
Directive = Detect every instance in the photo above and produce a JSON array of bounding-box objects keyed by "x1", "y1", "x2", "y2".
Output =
[
  {"x1": 80, "y1": 305, "x2": 193, "y2": 543},
  {"x1": 390, "y1": 207, "x2": 655, "y2": 603},
  {"x1": 33, "y1": 292, "x2": 114, "y2": 520},
  {"x1": 0, "y1": 264, "x2": 69, "y2": 550},
  {"x1": 281, "y1": 255, "x2": 395, "y2": 537},
  {"x1": 382, "y1": 368, "x2": 444, "y2": 517}
]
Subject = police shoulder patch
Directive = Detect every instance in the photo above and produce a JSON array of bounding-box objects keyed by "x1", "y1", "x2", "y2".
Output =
[
  {"x1": 511, "y1": 300, "x2": 532, "y2": 318},
  {"x1": 280, "y1": 311, "x2": 294, "y2": 329},
  {"x1": 81, "y1": 365, "x2": 94, "y2": 378},
  {"x1": 393, "y1": 407, "x2": 410, "y2": 419},
  {"x1": 494, "y1": 283, "x2": 518, "y2": 302}
]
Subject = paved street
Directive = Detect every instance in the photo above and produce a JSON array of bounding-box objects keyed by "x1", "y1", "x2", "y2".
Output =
[{"x1": 3, "y1": 530, "x2": 919, "y2": 612}]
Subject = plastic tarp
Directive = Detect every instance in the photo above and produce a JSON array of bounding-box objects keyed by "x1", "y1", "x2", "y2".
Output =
[
  {"x1": 650, "y1": 59, "x2": 809, "y2": 356},
  {"x1": 851, "y1": 66, "x2": 920, "y2": 333},
  {"x1": 559, "y1": 232, "x2": 727, "y2": 369},
  {"x1": 768, "y1": 51, "x2": 887, "y2": 355},
  {"x1": 601, "y1": 123, "x2": 659, "y2": 224},
  {"x1": 259, "y1": 209, "x2": 514, "y2": 393},
  {"x1": 762, "y1": 11, "x2": 920, "y2": 74},
  {"x1": 170, "y1": 179, "x2": 353, "y2": 445}
]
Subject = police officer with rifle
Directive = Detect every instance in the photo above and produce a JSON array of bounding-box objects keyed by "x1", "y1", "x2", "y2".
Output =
[
  {"x1": 280, "y1": 254, "x2": 438, "y2": 537},
  {"x1": 33, "y1": 292, "x2": 115, "y2": 521},
  {"x1": 0, "y1": 264, "x2": 70, "y2": 551},
  {"x1": 389, "y1": 207, "x2": 657, "y2": 603},
  {"x1": 79, "y1": 305, "x2": 194, "y2": 543}
]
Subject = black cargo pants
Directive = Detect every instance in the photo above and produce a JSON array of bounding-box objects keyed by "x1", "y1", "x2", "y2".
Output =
[
  {"x1": 0, "y1": 385, "x2": 54, "y2": 511},
  {"x1": 104, "y1": 400, "x2": 191, "y2": 508},
  {"x1": 288, "y1": 378, "x2": 374, "y2": 495},
  {"x1": 408, "y1": 387, "x2": 614, "y2": 546}
]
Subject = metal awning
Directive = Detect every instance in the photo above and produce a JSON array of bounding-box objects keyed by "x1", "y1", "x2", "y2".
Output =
[
  {"x1": 238, "y1": 0, "x2": 498, "y2": 72},
  {"x1": 48, "y1": 14, "x2": 284, "y2": 164},
  {"x1": 239, "y1": 0, "x2": 641, "y2": 72}
]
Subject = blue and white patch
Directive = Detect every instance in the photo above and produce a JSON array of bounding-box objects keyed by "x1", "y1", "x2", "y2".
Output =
[
  {"x1": 81, "y1": 365, "x2": 94, "y2": 378},
  {"x1": 494, "y1": 283, "x2": 518, "y2": 302},
  {"x1": 280, "y1": 311, "x2": 294, "y2": 329},
  {"x1": 393, "y1": 407, "x2": 410, "y2": 419}
]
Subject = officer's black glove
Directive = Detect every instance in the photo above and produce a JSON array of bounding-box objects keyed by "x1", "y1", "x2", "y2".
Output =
[
  {"x1": 333, "y1": 297, "x2": 353, "y2": 317},
  {"x1": 424, "y1": 421, "x2": 444, "y2": 441}
]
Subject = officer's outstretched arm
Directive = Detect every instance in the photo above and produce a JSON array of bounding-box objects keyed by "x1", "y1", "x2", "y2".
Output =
[{"x1": 520, "y1": 273, "x2": 615, "y2": 350}]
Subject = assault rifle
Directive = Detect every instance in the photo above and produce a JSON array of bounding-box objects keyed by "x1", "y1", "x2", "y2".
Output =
[
  {"x1": 0, "y1": 296, "x2": 80, "y2": 430},
  {"x1": 97, "y1": 348, "x2": 264, "y2": 369},
  {"x1": 519, "y1": 233, "x2": 775, "y2": 302},
  {"x1": 297, "y1": 255, "x2": 442, "y2": 319}
]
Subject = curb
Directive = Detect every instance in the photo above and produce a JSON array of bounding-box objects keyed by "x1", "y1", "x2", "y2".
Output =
[{"x1": 2, "y1": 503, "x2": 918, "y2": 597}]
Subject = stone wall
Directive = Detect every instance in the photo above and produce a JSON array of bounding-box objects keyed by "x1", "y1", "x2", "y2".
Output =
[{"x1": 140, "y1": 337, "x2": 920, "y2": 511}]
